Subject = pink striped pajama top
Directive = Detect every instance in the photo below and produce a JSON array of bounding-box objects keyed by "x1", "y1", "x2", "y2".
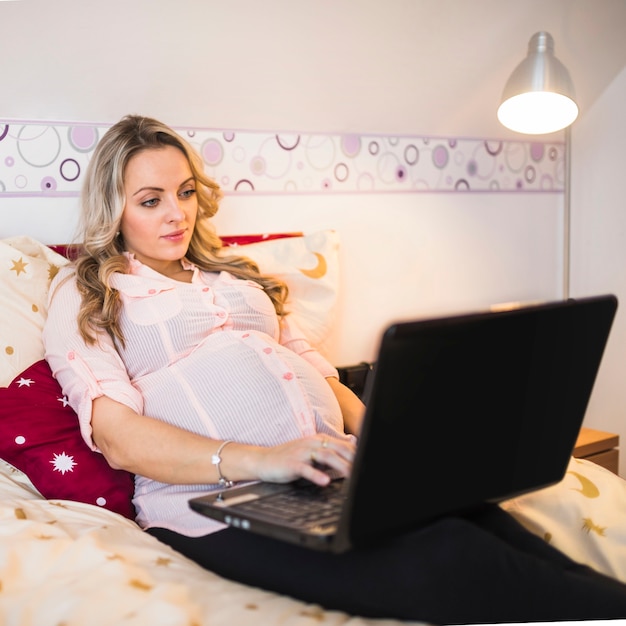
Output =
[{"x1": 43, "y1": 254, "x2": 352, "y2": 536}]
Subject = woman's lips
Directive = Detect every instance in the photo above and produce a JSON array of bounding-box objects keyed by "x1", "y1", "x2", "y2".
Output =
[{"x1": 162, "y1": 229, "x2": 186, "y2": 242}]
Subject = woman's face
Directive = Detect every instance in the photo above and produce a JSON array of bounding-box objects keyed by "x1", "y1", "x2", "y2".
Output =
[{"x1": 120, "y1": 145, "x2": 198, "y2": 276}]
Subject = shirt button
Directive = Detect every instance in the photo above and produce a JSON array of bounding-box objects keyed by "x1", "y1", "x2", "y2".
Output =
[
  {"x1": 148, "y1": 289, "x2": 156, "y2": 295},
  {"x1": 217, "y1": 311, "x2": 226, "y2": 318}
]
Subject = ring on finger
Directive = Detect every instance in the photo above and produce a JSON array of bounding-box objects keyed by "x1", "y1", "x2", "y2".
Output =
[
  {"x1": 310, "y1": 450, "x2": 317, "y2": 463},
  {"x1": 321, "y1": 438, "x2": 328, "y2": 449}
]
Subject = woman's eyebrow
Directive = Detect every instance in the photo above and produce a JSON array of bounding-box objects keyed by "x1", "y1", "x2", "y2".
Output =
[
  {"x1": 179, "y1": 177, "x2": 196, "y2": 188},
  {"x1": 133, "y1": 186, "x2": 163, "y2": 197},
  {"x1": 132, "y1": 178, "x2": 195, "y2": 197}
]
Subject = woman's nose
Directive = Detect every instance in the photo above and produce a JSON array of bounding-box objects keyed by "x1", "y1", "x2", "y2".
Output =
[{"x1": 166, "y1": 197, "x2": 185, "y2": 222}]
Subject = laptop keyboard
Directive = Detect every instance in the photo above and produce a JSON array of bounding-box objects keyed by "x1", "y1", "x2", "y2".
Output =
[{"x1": 234, "y1": 479, "x2": 346, "y2": 528}]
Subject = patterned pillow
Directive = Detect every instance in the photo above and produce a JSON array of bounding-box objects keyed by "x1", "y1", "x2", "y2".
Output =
[
  {"x1": 0, "y1": 236, "x2": 69, "y2": 387},
  {"x1": 501, "y1": 456, "x2": 626, "y2": 582},
  {"x1": 224, "y1": 229, "x2": 340, "y2": 352},
  {"x1": 0, "y1": 359, "x2": 135, "y2": 518}
]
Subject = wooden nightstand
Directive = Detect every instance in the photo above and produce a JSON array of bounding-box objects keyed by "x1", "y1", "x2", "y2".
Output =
[{"x1": 573, "y1": 427, "x2": 620, "y2": 474}]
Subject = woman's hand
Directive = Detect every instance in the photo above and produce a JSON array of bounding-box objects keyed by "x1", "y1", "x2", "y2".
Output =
[
  {"x1": 253, "y1": 434, "x2": 357, "y2": 486},
  {"x1": 92, "y1": 396, "x2": 356, "y2": 487}
]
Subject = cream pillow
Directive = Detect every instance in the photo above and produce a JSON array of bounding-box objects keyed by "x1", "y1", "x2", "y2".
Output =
[
  {"x1": 0, "y1": 236, "x2": 69, "y2": 387},
  {"x1": 501, "y1": 456, "x2": 626, "y2": 582},
  {"x1": 222, "y1": 229, "x2": 340, "y2": 355}
]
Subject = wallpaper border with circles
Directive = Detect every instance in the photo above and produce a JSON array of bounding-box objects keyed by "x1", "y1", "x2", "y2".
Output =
[{"x1": 0, "y1": 120, "x2": 565, "y2": 197}]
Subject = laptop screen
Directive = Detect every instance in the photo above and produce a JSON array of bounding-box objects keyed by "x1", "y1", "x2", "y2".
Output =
[{"x1": 346, "y1": 296, "x2": 617, "y2": 546}]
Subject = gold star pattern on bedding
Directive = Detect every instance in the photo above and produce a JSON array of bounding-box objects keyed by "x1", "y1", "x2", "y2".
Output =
[
  {"x1": 0, "y1": 236, "x2": 70, "y2": 387},
  {"x1": 565, "y1": 467, "x2": 605, "y2": 537},
  {"x1": 0, "y1": 359, "x2": 136, "y2": 518},
  {"x1": 298, "y1": 252, "x2": 327, "y2": 279},
  {"x1": 501, "y1": 456, "x2": 626, "y2": 581},
  {"x1": 129, "y1": 579, "x2": 153, "y2": 592},
  {"x1": 582, "y1": 518, "x2": 607, "y2": 536},
  {"x1": 14, "y1": 508, "x2": 27, "y2": 520},
  {"x1": 568, "y1": 469, "x2": 600, "y2": 498},
  {"x1": 10, "y1": 257, "x2": 28, "y2": 276},
  {"x1": 559, "y1": 465, "x2": 605, "y2": 539}
]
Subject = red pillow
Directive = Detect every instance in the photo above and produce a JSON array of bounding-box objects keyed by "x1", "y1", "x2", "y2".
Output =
[{"x1": 0, "y1": 360, "x2": 135, "y2": 519}]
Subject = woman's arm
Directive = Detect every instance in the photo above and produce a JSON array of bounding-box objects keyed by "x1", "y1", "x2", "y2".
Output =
[
  {"x1": 326, "y1": 377, "x2": 365, "y2": 436},
  {"x1": 92, "y1": 395, "x2": 356, "y2": 486}
]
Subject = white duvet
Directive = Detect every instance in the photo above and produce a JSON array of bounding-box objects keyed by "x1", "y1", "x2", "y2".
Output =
[
  {"x1": 0, "y1": 461, "x2": 415, "y2": 626},
  {"x1": 1, "y1": 454, "x2": 626, "y2": 626}
]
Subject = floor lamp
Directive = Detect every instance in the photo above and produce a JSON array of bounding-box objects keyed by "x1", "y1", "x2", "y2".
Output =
[{"x1": 497, "y1": 31, "x2": 578, "y2": 299}]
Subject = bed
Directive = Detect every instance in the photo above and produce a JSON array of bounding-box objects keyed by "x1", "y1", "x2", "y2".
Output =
[{"x1": 1, "y1": 231, "x2": 626, "y2": 625}]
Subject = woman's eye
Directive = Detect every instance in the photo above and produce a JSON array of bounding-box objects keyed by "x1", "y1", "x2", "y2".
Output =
[
  {"x1": 180, "y1": 188, "x2": 196, "y2": 199},
  {"x1": 142, "y1": 198, "x2": 159, "y2": 207}
]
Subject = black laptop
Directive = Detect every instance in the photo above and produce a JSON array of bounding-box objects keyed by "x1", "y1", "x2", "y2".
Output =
[{"x1": 189, "y1": 294, "x2": 618, "y2": 553}]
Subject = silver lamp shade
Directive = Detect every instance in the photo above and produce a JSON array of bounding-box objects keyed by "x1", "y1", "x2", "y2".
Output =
[{"x1": 498, "y1": 32, "x2": 578, "y2": 134}]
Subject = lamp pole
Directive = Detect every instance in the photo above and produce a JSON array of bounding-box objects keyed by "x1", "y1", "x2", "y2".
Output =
[{"x1": 563, "y1": 126, "x2": 571, "y2": 300}]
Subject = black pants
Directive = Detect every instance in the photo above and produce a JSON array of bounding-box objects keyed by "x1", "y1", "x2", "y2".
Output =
[{"x1": 148, "y1": 505, "x2": 626, "y2": 624}]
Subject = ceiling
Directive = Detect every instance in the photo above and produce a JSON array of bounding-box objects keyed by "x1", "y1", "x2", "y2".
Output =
[
  {"x1": 2, "y1": 0, "x2": 625, "y2": 141},
  {"x1": 370, "y1": 0, "x2": 626, "y2": 140}
]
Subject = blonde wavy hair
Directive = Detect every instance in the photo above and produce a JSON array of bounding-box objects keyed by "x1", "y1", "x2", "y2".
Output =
[{"x1": 73, "y1": 114, "x2": 288, "y2": 346}]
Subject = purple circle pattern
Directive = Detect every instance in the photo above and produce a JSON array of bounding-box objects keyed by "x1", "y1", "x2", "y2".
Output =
[
  {"x1": 341, "y1": 135, "x2": 361, "y2": 158},
  {"x1": 432, "y1": 145, "x2": 449, "y2": 169},
  {"x1": 60, "y1": 158, "x2": 80, "y2": 182},
  {"x1": 202, "y1": 139, "x2": 223, "y2": 166},
  {"x1": 484, "y1": 141, "x2": 503, "y2": 156},
  {"x1": 250, "y1": 156, "x2": 266, "y2": 176},
  {"x1": 276, "y1": 135, "x2": 300, "y2": 151},
  {"x1": 17, "y1": 126, "x2": 61, "y2": 168},
  {"x1": 234, "y1": 179, "x2": 255, "y2": 191},
  {"x1": 530, "y1": 143, "x2": 544, "y2": 162},
  {"x1": 41, "y1": 176, "x2": 57, "y2": 191},
  {"x1": 68, "y1": 126, "x2": 99, "y2": 153},
  {"x1": 0, "y1": 121, "x2": 565, "y2": 195},
  {"x1": 334, "y1": 162, "x2": 349, "y2": 183},
  {"x1": 404, "y1": 144, "x2": 419, "y2": 166}
]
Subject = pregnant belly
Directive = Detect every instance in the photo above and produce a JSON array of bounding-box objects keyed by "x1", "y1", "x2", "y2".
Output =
[{"x1": 134, "y1": 330, "x2": 345, "y2": 446}]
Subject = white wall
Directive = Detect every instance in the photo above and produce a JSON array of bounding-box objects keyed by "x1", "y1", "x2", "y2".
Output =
[
  {"x1": 214, "y1": 192, "x2": 563, "y2": 365},
  {"x1": 571, "y1": 65, "x2": 626, "y2": 476},
  {"x1": 2, "y1": 0, "x2": 590, "y2": 467},
  {"x1": 1, "y1": 190, "x2": 563, "y2": 367}
]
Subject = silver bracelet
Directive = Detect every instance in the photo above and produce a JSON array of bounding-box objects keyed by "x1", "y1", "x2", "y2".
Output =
[{"x1": 212, "y1": 440, "x2": 235, "y2": 488}]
